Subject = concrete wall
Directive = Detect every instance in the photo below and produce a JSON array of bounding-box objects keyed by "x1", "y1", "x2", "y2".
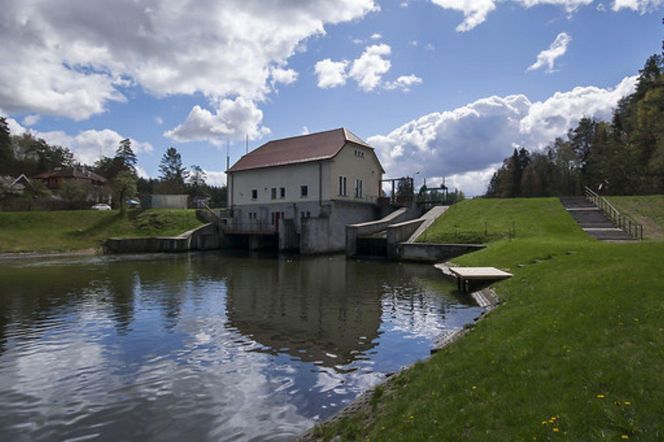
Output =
[
  {"x1": 398, "y1": 243, "x2": 485, "y2": 263},
  {"x1": 104, "y1": 223, "x2": 219, "y2": 254},
  {"x1": 146, "y1": 194, "x2": 188, "y2": 209},
  {"x1": 385, "y1": 218, "x2": 426, "y2": 259},
  {"x1": 345, "y1": 206, "x2": 419, "y2": 257},
  {"x1": 300, "y1": 200, "x2": 378, "y2": 254}
]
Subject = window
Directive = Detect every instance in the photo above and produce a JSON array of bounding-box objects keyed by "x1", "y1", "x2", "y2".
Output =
[
  {"x1": 354, "y1": 179, "x2": 363, "y2": 198},
  {"x1": 280, "y1": 187, "x2": 285, "y2": 199},
  {"x1": 354, "y1": 149, "x2": 365, "y2": 158},
  {"x1": 338, "y1": 176, "x2": 347, "y2": 196},
  {"x1": 271, "y1": 187, "x2": 277, "y2": 200},
  {"x1": 251, "y1": 189, "x2": 257, "y2": 200},
  {"x1": 300, "y1": 185, "x2": 308, "y2": 197}
]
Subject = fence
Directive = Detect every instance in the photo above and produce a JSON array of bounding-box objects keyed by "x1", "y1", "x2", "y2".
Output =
[{"x1": 584, "y1": 186, "x2": 643, "y2": 240}]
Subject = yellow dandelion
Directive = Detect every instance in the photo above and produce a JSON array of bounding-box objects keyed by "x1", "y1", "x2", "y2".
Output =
[
  {"x1": 541, "y1": 420, "x2": 548, "y2": 425},
  {"x1": 621, "y1": 435, "x2": 629, "y2": 440},
  {"x1": 596, "y1": 394, "x2": 605, "y2": 399},
  {"x1": 552, "y1": 428, "x2": 559, "y2": 433},
  {"x1": 472, "y1": 385, "x2": 477, "y2": 390},
  {"x1": 624, "y1": 401, "x2": 631, "y2": 406}
]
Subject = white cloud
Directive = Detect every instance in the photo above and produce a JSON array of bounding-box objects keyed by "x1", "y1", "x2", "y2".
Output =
[
  {"x1": 0, "y1": 0, "x2": 377, "y2": 120},
  {"x1": 408, "y1": 40, "x2": 419, "y2": 47},
  {"x1": 519, "y1": 75, "x2": 637, "y2": 146},
  {"x1": 314, "y1": 59, "x2": 350, "y2": 88},
  {"x1": 370, "y1": 76, "x2": 637, "y2": 195},
  {"x1": 22, "y1": 115, "x2": 41, "y2": 126},
  {"x1": 155, "y1": 116, "x2": 164, "y2": 125},
  {"x1": 39, "y1": 129, "x2": 153, "y2": 165},
  {"x1": 270, "y1": 67, "x2": 299, "y2": 87},
  {"x1": 384, "y1": 75, "x2": 423, "y2": 92},
  {"x1": 135, "y1": 165, "x2": 150, "y2": 179},
  {"x1": 527, "y1": 33, "x2": 572, "y2": 73},
  {"x1": 204, "y1": 170, "x2": 227, "y2": 187},
  {"x1": 430, "y1": 0, "x2": 497, "y2": 32},
  {"x1": 443, "y1": 164, "x2": 501, "y2": 196},
  {"x1": 370, "y1": 33, "x2": 382, "y2": 40},
  {"x1": 349, "y1": 44, "x2": 392, "y2": 91},
  {"x1": 430, "y1": 0, "x2": 596, "y2": 32},
  {"x1": 611, "y1": 0, "x2": 664, "y2": 12},
  {"x1": 164, "y1": 97, "x2": 270, "y2": 145}
]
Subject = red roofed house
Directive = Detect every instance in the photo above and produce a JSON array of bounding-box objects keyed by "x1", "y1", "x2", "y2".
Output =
[{"x1": 225, "y1": 128, "x2": 384, "y2": 253}]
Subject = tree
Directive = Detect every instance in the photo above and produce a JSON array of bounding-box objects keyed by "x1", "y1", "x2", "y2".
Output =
[
  {"x1": 188, "y1": 165, "x2": 208, "y2": 198},
  {"x1": 159, "y1": 147, "x2": 188, "y2": 190},
  {"x1": 115, "y1": 138, "x2": 137, "y2": 173},
  {"x1": 112, "y1": 170, "x2": 138, "y2": 215},
  {"x1": 0, "y1": 117, "x2": 13, "y2": 175},
  {"x1": 59, "y1": 180, "x2": 90, "y2": 202}
]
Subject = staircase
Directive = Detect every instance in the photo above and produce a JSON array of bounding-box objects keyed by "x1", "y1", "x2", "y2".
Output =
[{"x1": 560, "y1": 195, "x2": 637, "y2": 241}]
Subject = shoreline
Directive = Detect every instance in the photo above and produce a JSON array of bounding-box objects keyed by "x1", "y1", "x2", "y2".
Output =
[{"x1": 0, "y1": 248, "x2": 100, "y2": 260}]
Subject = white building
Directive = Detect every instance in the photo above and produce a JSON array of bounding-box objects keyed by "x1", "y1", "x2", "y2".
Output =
[{"x1": 225, "y1": 128, "x2": 385, "y2": 253}]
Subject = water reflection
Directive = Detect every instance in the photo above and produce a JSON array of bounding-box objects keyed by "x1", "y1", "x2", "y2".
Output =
[{"x1": 0, "y1": 252, "x2": 482, "y2": 441}]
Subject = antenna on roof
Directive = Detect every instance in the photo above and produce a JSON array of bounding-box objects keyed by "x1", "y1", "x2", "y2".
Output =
[{"x1": 245, "y1": 134, "x2": 249, "y2": 154}]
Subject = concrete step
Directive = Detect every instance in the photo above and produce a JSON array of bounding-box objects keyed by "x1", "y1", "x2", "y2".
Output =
[{"x1": 584, "y1": 229, "x2": 635, "y2": 241}]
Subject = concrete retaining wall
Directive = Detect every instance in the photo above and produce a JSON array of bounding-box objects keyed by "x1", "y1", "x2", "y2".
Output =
[
  {"x1": 104, "y1": 223, "x2": 220, "y2": 254},
  {"x1": 385, "y1": 218, "x2": 426, "y2": 259},
  {"x1": 346, "y1": 206, "x2": 418, "y2": 257},
  {"x1": 398, "y1": 242, "x2": 485, "y2": 263},
  {"x1": 301, "y1": 201, "x2": 378, "y2": 254}
]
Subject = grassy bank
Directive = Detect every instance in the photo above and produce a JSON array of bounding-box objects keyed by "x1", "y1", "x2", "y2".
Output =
[
  {"x1": 607, "y1": 195, "x2": 664, "y2": 240},
  {"x1": 317, "y1": 198, "x2": 664, "y2": 440},
  {"x1": 0, "y1": 209, "x2": 203, "y2": 253}
]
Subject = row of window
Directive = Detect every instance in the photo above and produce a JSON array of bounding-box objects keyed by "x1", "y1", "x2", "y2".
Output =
[
  {"x1": 248, "y1": 211, "x2": 311, "y2": 223},
  {"x1": 354, "y1": 149, "x2": 365, "y2": 158},
  {"x1": 338, "y1": 176, "x2": 363, "y2": 198},
  {"x1": 249, "y1": 177, "x2": 363, "y2": 201},
  {"x1": 251, "y1": 185, "x2": 309, "y2": 200}
]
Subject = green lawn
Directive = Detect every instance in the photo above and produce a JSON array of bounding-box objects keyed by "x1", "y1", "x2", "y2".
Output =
[
  {"x1": 0, "y1": 209, "x2": 203, "y2": 253},
  {"x1": 607, "y1": 195, "x2": 664, "y2": 240},
  {"x1": 417, "y1": 198, "x2": 587, "y2": 243},
  {"x1": 317, "y1": 198, "x2": 664, "y2": 441}
]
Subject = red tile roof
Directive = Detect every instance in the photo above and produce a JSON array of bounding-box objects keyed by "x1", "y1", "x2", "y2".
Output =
[{"x1": 228, "y1": 128, "x2": 380, "y2": 173}]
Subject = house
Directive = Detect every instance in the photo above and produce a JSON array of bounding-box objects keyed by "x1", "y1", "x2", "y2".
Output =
[
  {"x1": 34, "y1": 167, "x2": 107, "y2": 190},
  {"x1": 225, "y1": 128, "x2": 385, "y2": 253},
  {"x1": 33, "y1": 167, "x2": 109, "y2": 202}
]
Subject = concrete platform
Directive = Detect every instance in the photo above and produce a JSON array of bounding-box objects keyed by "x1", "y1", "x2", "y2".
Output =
[{"x1": 449, "y1": 267, "x2": 512, "y2": 292}]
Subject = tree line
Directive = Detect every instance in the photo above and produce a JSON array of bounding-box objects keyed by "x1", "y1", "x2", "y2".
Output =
[
  {"x1": 0, "y1": 120, "x2": 227, "y2": 209},
  {"x1": 487, "y1": 36, "x2": 664, "y2": 197}
]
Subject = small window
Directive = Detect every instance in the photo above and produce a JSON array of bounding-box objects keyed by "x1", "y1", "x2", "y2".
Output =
[
  {"x1": 300, "y1": 185, "x2": 308, "y2": 197},
  {"x1": 251, "y1": 189, "x2": 257, "y2": 200},
  {"x1": 271, "y1": 188, "x2": 277, "y2": 200},
  {"x1": 280, "y1": 187, "x2": 285, "y2": 199}
]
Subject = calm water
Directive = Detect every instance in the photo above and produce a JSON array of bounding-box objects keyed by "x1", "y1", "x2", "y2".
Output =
[{"x1": 0, "y1": 252, "x2": 482, "y2": 441}]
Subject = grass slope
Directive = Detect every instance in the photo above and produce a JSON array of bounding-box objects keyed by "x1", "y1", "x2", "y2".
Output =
[
  {"x1": 0, "y1": 209, "x2": 203, "y2": 253},
  {"x1": 607, "y1": 195, "x2": 664, "y2": 240},
  {"x1": 417, "y1": 198, "x2": 586, "y2": 243},
  {"x1": 318, "y1": 198, "x2": 664, "y2": 441}
]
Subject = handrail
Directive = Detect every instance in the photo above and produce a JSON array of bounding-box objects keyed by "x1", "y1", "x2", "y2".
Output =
[{"x1": 583, "y1": 186, "x2": 643, "y2": 240}]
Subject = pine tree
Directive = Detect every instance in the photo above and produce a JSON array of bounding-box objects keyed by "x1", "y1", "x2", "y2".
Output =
[
  {"x1": 159, "y1": 147, "x2": 189, "y2": 186},
  {"x1": 115, "y1": 138, "x2": 137, "y2": 174},
  {"x1": 0, "y1": 117, "x2": 13, "y2": 175}
]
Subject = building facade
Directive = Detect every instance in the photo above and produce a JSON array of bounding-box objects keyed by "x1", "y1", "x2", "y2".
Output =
[{"x1": 225, "y1": 128, "x2": 384, "y2": 253}]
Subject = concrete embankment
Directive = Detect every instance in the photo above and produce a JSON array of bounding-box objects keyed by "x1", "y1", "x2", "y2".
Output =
[{"x1": 103, "y1": 223, "x2": 220, "y2": 254}]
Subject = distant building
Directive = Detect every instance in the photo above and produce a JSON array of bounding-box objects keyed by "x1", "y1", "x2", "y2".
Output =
[
  {"x1": 225, "y1": 128, "x2": 384, "y2": 253},
  {"x1": 33, "y1": 167, "x2": 107, "y2": 190}
]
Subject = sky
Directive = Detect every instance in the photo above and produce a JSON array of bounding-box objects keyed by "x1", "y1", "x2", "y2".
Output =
[{"x1": 1, "y1": 0, "x2": 662, "y2": 195}]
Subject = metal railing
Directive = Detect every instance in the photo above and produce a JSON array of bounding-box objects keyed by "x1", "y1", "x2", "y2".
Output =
[{"x1": 584, "y1": 186, "x2": 643, "y2": 240}]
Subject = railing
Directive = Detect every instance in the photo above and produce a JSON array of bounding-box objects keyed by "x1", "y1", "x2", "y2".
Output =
[{"x1": 584, "y1": 186, "x2": 643, "y2": 240}]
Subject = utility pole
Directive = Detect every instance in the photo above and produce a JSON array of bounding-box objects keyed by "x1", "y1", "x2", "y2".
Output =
[{"x1": 245, "y1": 134, "x2": 248, "y2": 155}]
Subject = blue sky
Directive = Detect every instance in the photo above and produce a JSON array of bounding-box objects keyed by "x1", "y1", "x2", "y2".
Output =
[{"x1": 1, "y1": 0, "x2": 662, "y2": 193}]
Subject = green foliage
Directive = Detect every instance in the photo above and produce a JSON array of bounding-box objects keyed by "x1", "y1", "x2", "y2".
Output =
[
  {"x1": 112, "y1": 170, "x2": 138, "y2": 214},
  {"x1": 59, "y1": 180, "x2": 91, "y2": 201},
  {"x1": 159, "y1": 147, "x2": 189, "y2": 191}
]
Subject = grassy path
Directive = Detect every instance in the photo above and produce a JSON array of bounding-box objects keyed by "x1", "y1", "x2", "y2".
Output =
[
  {"x1": 0, "y1": 209, "x2": 203, "y2": 253},
  {"x1": 316, "y1": 198, "x2": 664, "y2": 441}
]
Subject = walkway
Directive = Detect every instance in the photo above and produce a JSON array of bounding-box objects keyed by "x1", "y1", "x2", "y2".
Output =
[{"x1": 560, "y1": 197, "x2": 633, "y2": 241}]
